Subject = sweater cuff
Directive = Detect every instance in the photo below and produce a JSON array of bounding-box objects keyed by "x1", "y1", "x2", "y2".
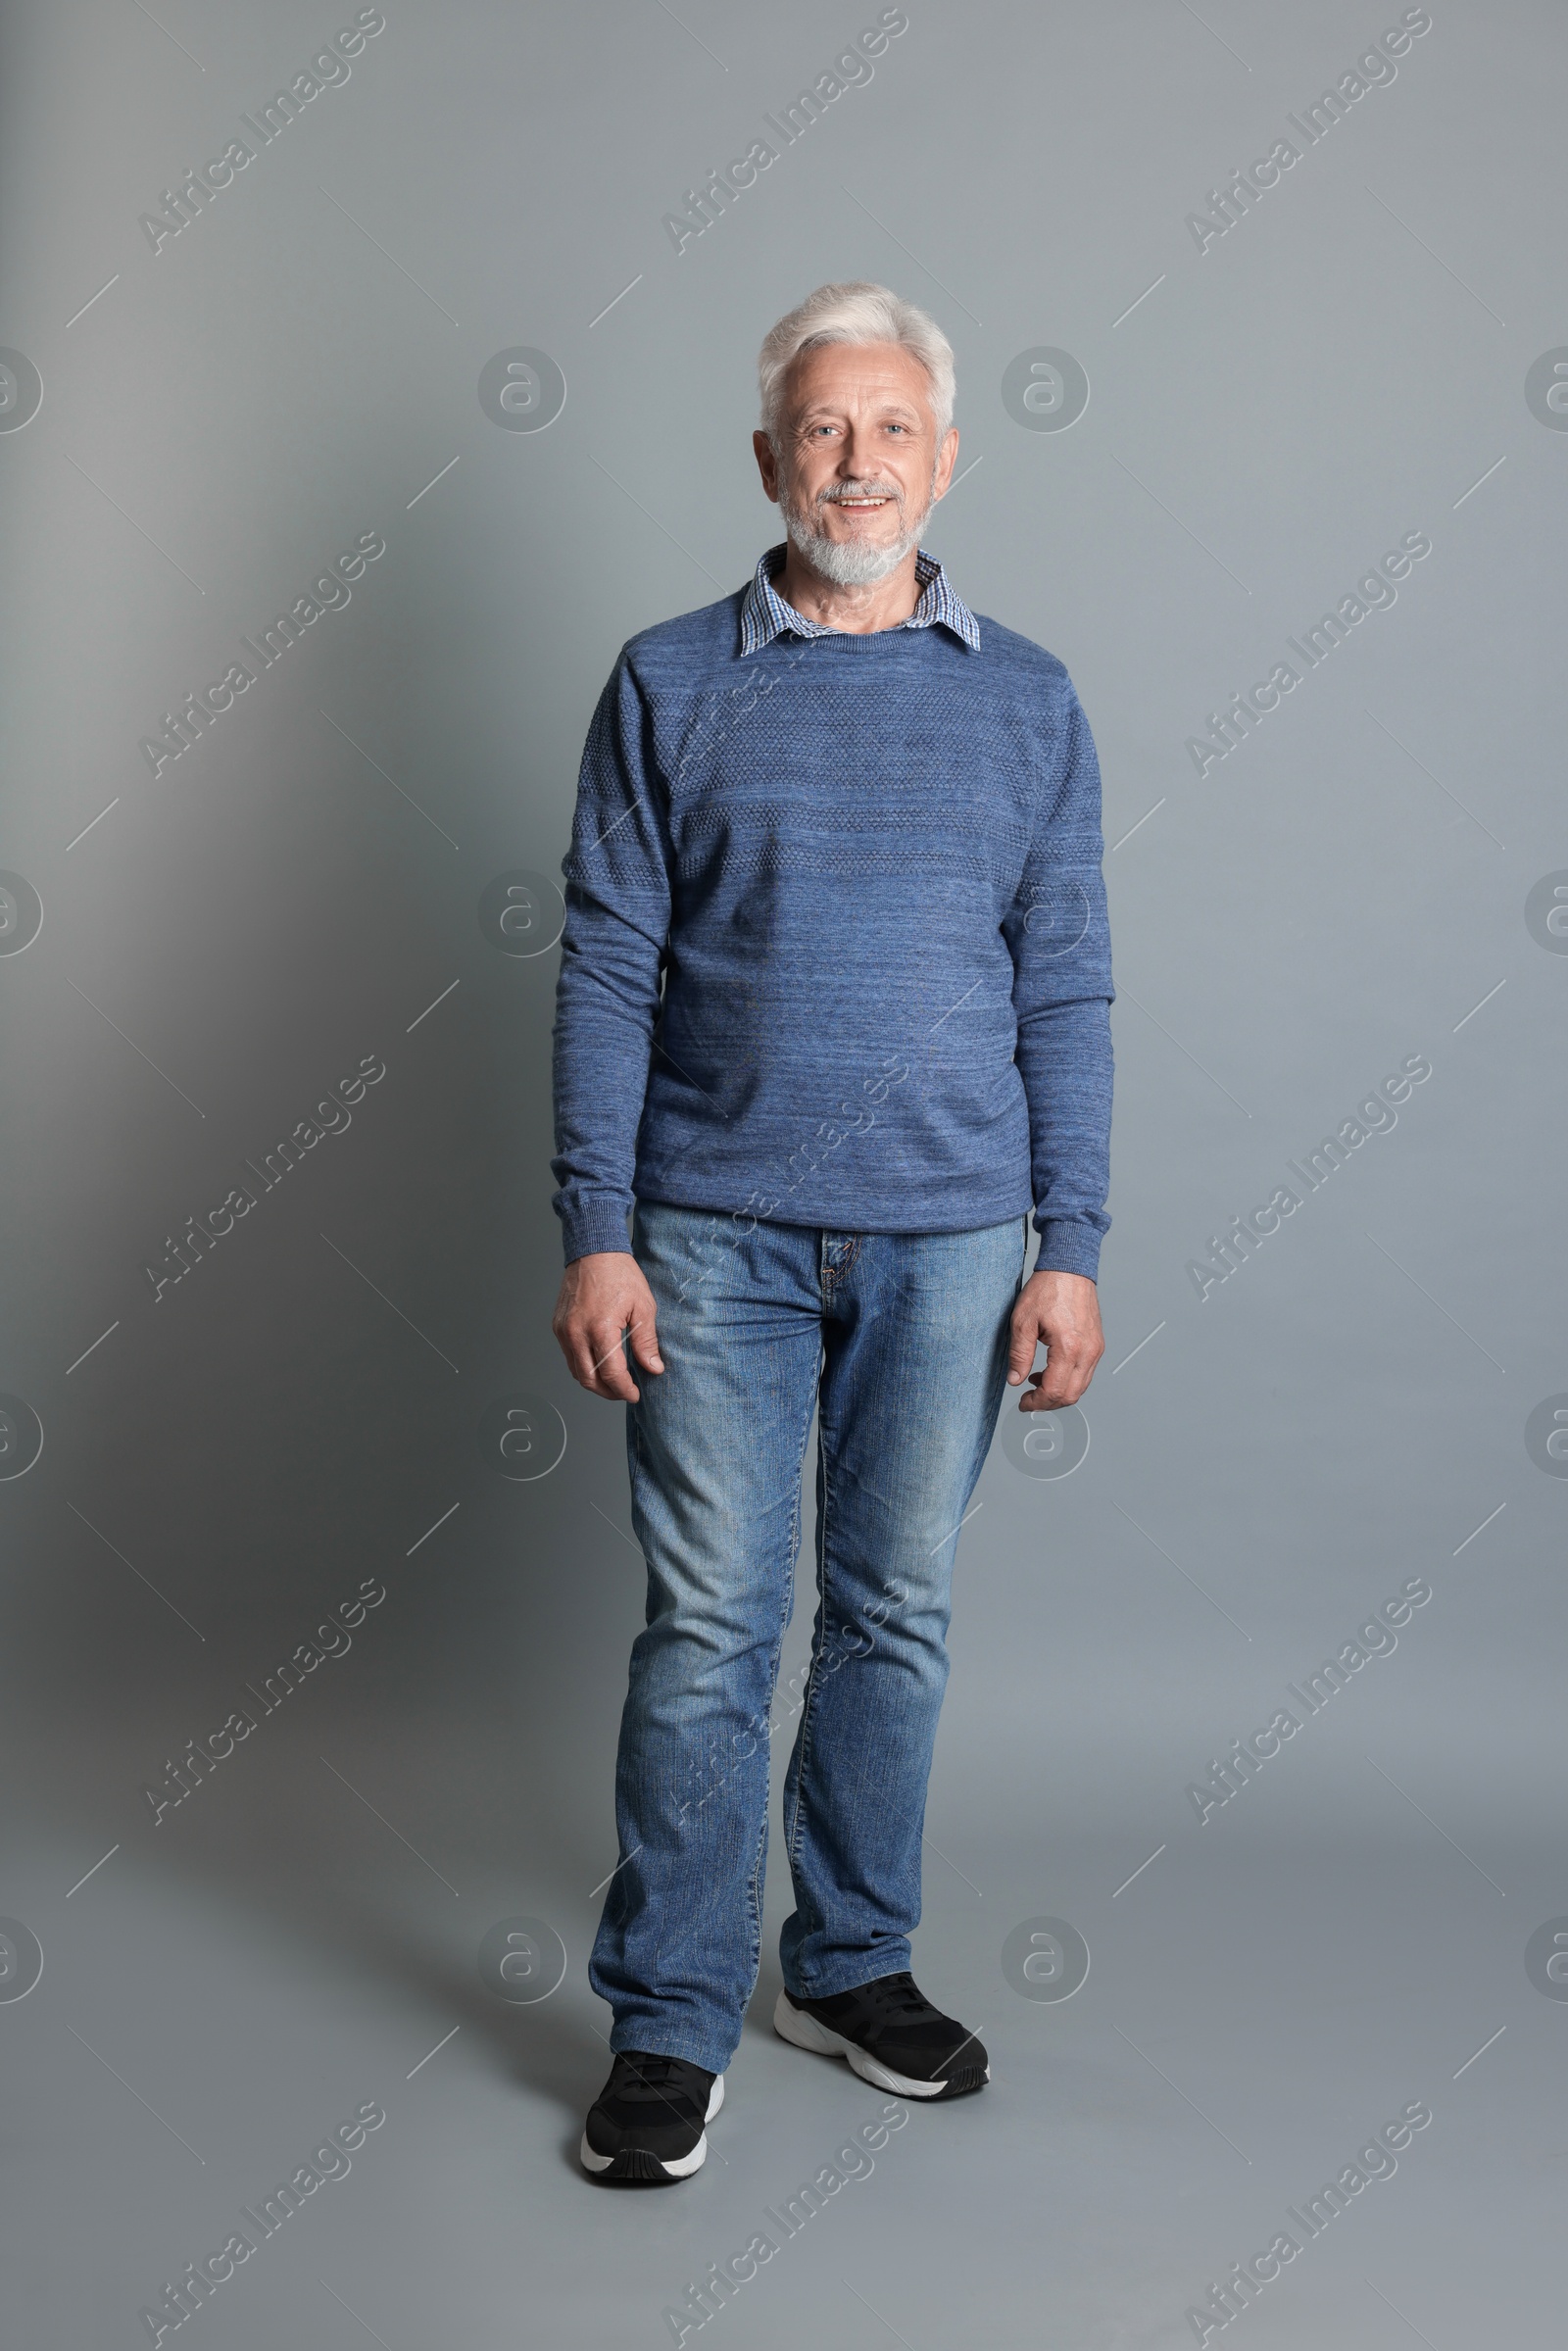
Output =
[
  {"x1": 1033, "y1": 1215, "x2": 1102, "y2": 1282},
  {"x1": 558, "y1": 1195, "x2": 634, "y2": 1265}
]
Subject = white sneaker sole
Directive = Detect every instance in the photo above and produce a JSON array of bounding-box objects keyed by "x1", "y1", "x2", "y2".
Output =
[
  {"x1": 771, "y1": 1989, "x2": 987, "y2": 2099},
  {"x1": 579, "y1": 2070, "x2": 724, "y2": 2178}
]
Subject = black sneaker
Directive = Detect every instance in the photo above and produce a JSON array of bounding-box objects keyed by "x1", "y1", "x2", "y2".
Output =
[
  {"x1": 579, "y1": 2051, "x2": 724, "y2": 2182},
  {"x1": 773, "y1": 1972, "x2": 989, "y2": 2100}
]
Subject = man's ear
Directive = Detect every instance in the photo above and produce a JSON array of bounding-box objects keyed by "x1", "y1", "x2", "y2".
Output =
[
  {"x1": 931, "y1": 425, "x2": 959, "y2": 501},
  {"x1": 753, "y1": 428, "x2": 781, "y2": 504}
]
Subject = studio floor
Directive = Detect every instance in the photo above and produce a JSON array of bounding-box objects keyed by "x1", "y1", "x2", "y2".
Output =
[{"x1": 5, "y1": 1704, "x2": 1557, "y2": 2349}]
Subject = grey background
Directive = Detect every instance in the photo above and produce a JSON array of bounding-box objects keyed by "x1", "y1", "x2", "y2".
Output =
[{"x1": 1, "y1": 1, "x2": 1563, "y2": 2343}]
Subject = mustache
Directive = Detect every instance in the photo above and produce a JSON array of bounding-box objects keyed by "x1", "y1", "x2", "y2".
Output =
[{"x1": 815, "y1": 479, "x2": 905, "y2": 507}]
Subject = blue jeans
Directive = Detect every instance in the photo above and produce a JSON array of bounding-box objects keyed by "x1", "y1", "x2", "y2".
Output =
[{"x1": 587, "y1": 1200, "x2": 1029, "y2": 2075}]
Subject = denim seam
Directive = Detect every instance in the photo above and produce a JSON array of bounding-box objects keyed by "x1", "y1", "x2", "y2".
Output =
[
  {"x1": 741, "y1": 1801, "x2": 768, "y2": 2000},
  {"x1": 785, "y1": 1415, "x2": 838, "y2": 1951},
  {"x1": 776, "y1": 1354, "x2": 817, "y2": 1658},
  {"x1": 819, "y1": 1234, "x2": 860, "y2": 1292},
  {"x1": 752, "y1": 1351, "x2": 819, "y2": 1999}
]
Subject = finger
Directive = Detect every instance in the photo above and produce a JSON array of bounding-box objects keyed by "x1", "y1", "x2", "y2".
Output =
[
  {"x1": 1005, "y1": 1306, "x2": 1045, "y2": 1385},
  {"x1": 625, "y1": 1306, "x2": 664, "y2": 1375},
  {"x1": 1024, "y1": 1344, "x2": 1100, "y2": 1409},
  {"x1": 562, "y1": 1326, "x2": 629, "y2": 1392},
  {"x1": 553, "y1": 1321, "x2": 605, "y2": 1397},
  {"x1": 583, "y1": 1322, "x2": 641, "y2": 1402}
]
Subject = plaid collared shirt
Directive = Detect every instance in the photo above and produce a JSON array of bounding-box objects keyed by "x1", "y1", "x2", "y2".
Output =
[{"x1": 738, "y1": 541, "x2": 982, "y2": 658}]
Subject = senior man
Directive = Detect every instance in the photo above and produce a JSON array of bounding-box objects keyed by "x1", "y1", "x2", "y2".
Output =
[{"x1": 551, "y1": 281, "x2": 1113, "y2": 2183}]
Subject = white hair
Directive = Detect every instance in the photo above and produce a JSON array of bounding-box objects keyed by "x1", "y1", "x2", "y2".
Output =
[{"x1": 758, "y1": 280, "x2": 956, "y2": 441}]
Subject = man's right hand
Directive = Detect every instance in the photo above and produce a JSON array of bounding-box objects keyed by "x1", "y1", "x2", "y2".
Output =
[{"x1": 551, "y1": 1251, "x2": 664, "y2": 1402}]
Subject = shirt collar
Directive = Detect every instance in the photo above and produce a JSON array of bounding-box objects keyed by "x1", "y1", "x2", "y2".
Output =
[{"x1": 739, "y1": 542, "x2": 981, "y2": 657}]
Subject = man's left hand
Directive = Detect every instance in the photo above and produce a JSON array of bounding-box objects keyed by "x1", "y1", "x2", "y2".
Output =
[{"x1": 1007, "y1": 1269, "x2": 1103, "y2": 1410}]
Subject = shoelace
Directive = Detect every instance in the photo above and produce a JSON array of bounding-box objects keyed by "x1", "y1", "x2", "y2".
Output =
[
  {"x1": 857, "y1": 1971, "x2": 939, "y2": 2022},
  {"x1": 611, "y1": 2053, "x2": 701, "y2": 2105}
]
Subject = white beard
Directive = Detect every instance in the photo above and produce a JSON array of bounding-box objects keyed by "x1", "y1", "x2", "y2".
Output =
[{"x1": 777, "y1": 465, "x2": 936, "y2": 586}]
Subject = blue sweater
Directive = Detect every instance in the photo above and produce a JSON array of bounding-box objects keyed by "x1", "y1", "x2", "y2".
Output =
[{"x1": 550, "y1": 566, "x2": 1114, "y2": 1277}]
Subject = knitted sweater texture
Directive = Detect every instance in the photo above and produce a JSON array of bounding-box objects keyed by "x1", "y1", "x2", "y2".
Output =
[{"x1": 550, "y1": 573, "x2": 1114, "y2": 1276}]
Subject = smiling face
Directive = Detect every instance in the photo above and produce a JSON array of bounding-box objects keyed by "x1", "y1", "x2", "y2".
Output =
[{"x1": 754, "y1": 340, "x2": 958, "y2": 587}]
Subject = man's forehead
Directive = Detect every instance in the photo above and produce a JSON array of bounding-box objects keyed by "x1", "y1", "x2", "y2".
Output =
[{"x1": 783, "y1": 345, "x2": 934, "y2": 417}]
